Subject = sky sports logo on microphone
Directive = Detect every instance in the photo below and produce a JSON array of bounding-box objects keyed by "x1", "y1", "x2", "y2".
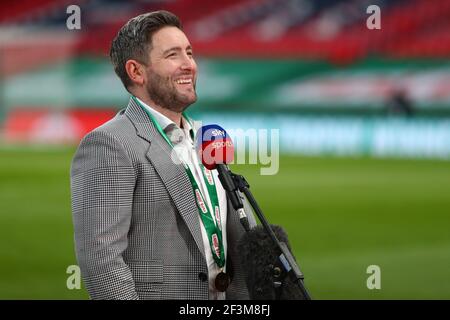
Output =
[
  {"x1": 211, "y1": 140, "x2": 233, "y2": 148},
  {"x1": 200, "y1": 125, "x2": 227, "y2": 140},
  {"x1": 210, "y1": 129, "x2": 226, "y2": 137},
  {"x1": 197, "y1": 124, "x2": 236, "y2": 171}
]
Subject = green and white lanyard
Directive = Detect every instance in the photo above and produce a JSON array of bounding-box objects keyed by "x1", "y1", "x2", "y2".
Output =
[{"x1": 133, "y1": 96, "x2": 225, "y2": 269}]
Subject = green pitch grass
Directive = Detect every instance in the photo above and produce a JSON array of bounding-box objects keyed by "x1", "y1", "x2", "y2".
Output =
[{"x1": 1, "y1": 146, "x2": 449, "y2": 299}]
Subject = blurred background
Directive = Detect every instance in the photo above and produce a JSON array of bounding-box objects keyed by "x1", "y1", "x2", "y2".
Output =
[{"x1": 1, "y1": 0, "x2": 449, "y2": 299}]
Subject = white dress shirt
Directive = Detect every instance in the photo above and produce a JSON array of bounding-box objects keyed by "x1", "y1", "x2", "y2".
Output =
[{"x1": 136, "y1": 98, "x2": 228, "y2": 300}]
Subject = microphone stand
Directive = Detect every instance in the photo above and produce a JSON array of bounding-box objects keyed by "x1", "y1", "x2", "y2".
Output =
[
  {"x1": 230, "y1": 172, "x2": 312, "y2": 300},
  {"x1": 216, "y1": 164, "x2": 250, "y2": 232}
]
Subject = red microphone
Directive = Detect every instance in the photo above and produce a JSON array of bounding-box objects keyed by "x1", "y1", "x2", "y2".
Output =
[
  {"x1": 196, "y1": 124, "x2": 250, "y2": 232},
  {"x1": 196, "y1": 124, "x2": 234, "y2": 170}
]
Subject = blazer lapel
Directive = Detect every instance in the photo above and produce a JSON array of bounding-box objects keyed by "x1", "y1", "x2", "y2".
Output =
[{"x1": 125, "y1": 98, "x2": 206, "y2": 261}]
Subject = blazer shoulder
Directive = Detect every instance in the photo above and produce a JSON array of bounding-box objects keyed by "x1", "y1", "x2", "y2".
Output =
[
  {"x1": 71, "y1": 109, "x2": 138, "y2": 175},
  {"x1": 76, "y1": 108, "x2": 141, "y2": 149},
  {"x1": 89, "y1": 109, "x2": 135, "y2": 138}
]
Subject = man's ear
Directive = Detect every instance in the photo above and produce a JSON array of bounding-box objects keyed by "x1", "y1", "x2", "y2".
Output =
[{"x1": 125, "y1": 59, "x2": 146, "y2": 86}]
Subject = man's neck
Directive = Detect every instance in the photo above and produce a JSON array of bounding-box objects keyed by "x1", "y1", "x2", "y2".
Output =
[
  {"x1": 135, "y1": 95, "x2": 183, "y2": 128},
  {"x1": 150, "y1": 103, "x2": 183, "y2": 128}
]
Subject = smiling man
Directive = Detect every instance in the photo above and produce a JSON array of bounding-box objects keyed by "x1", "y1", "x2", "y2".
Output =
[{"x1": 70, "y1": 10, "x2": 256, "y2": 300}]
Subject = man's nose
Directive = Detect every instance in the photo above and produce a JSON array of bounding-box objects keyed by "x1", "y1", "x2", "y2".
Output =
[{"x1": 181, "y1": 54, "x2": 196, "y2": 71}]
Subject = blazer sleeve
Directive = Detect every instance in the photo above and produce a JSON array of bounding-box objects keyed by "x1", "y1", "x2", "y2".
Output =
[{"x1": 70, "y1": 130, "x2": 139, "y2": 300}]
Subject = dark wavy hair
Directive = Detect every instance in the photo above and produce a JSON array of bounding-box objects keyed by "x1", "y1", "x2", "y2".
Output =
[{"x1": 109, "y1": 10, "x2": 182, "y2": 90}]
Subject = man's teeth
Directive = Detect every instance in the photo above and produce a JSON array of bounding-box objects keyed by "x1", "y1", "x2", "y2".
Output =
[{"x1": 176, "y1": 79, "x2": 192, "y2": 84}]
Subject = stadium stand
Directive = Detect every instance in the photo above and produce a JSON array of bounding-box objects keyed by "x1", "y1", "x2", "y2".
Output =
[
  {"x1": 1, "y1": 0, "x2": 449, "y2": 147},
  {"x1": 2, "y1": 0, "x2": 450, "y2": 60}
]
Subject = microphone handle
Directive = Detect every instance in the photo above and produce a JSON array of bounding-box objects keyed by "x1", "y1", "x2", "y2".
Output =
[{"x1": 216, "y1": 164, "x2": 250, "y2": 232}]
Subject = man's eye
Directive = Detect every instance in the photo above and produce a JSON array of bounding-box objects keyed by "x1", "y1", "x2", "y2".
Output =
[{"x1": 167, "y1": 53, "x2": 176, "y2": 58}]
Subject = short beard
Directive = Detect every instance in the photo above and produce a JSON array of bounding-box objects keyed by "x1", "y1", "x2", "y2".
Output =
[{"x1": 145, "y1": 70, "x2": 197, "y2": 113}]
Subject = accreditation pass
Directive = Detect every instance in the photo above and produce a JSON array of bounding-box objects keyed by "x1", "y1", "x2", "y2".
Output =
[{"x1": 178, "y1": 304, "x2": 271, "y2": 317}]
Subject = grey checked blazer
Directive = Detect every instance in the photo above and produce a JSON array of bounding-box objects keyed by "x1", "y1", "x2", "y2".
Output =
[{"x1": 70, "y1": 98, "x2": 256, "y2": 300}]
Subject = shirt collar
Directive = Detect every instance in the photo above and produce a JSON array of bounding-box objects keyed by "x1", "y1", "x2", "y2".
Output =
[{"x1": 136, "y1": 97, "x2": 195, "y2": 143}]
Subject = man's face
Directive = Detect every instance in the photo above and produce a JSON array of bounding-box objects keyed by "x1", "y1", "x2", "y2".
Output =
[{"x1": 144, "y1": 26, "x2": 197, "y2": 112}]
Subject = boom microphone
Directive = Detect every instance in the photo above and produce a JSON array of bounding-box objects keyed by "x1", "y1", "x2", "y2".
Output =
[
  {"x1": 196, "y1": 124, "x2": 250, "y2": 231},
  {"x1": 237, "y1": 225, "x2": 307, "y2": 300}
]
